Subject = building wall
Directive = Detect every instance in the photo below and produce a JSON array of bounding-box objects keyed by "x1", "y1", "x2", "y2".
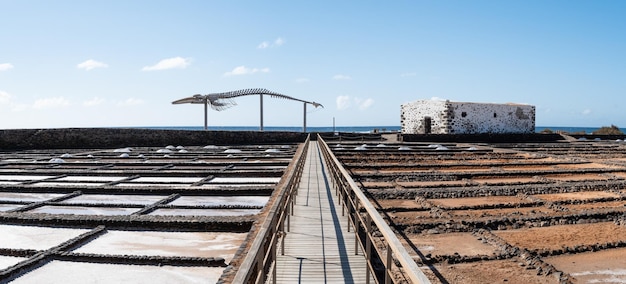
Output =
[
  {"x1": 401, "y1": 100, "x2": 535, "y2": 134},
  {"x1": 448, "y1": 102, "x2": 535, "y2": 134},
  {"x1": 401, "y1": 100, "x2": 449, "y2": 134}
]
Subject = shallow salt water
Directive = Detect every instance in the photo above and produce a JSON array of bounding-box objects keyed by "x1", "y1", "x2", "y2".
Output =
[
  {"x1": 60, "y1": 194, "x2": 166, "y2": 205},
  {"x1": 149, "y1": 208, "x2": 260, "y2": 217},
  {"x1": 0, "y1": 204, "x2": 21, "y2": 211},
  {"x1": 208, "y1": 177, "x2": 280, "y2": 184},
  {"x1": 0, "y1": 225, "x2": 90, "y2": 250},
  {"x1": 169, "y1": 196, "x2": 269, "y2": 207},
  {"x1": 12, "y1": 261, "x2": 223, "y2": 284},
  {"x1": 0, "y1": 255, "x2": 28, "y2": 269},
  {"x1": 28, "y1": 206, "x2": 139, "y2": 215},
  {"x1": 74, "y1": 231, "x2": 246, "y2": 261},
  {"x1": 0, "y1": 192, "x2": 64, "y2": 202}
]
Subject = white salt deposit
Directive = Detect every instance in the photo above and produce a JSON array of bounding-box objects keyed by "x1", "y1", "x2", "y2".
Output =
[
  {"x1": 28, "y1": 206, "x2": 139, "y2": 215},
  {"x1": 203, "y1": 145, "x2": 220, "y2": 149},
  {"x1": 60, "y1": 194, "x2": 166, "y2": 205},
  {"x1": 166, "y1": 145, "x2": 176, "y2": 150},
  {"x1": 57, "y1": 176, "x2": 126, "y2": 182},
  {"x1": 150, "y1": 208, "x2": 260, "y2": 217},
  {"x1": 0, "y1": 192, "x2": 64, "y2": 202},
  {"x1": 74, "y1": 230, "x2": 246, "y2": 261},
  {"x1": 169, "y1": 196, "x2": 269, "y2": 207},
  {"x1": 156, "y1": 149, "x2": 172, "y2": 153},
  {"x1": 223, "y1": 149, "x2": 242, "y2": 153},
  {"x1": 12, "y1": 261, "x2": 223, "y2": 284},
  {"x1": 0, "y1": 225, "x2": 89, "y2": 250},
  {"x1": 119, "y1": 153, "x2": 130, "y2": 158},
  {"x1": 0, "y1": 204, "x2": 20, "y2": 211},
  {"x1": 0, "y1": 175, "x2": 56, "y2": 181},
  {"x1": 60, "y1": 153, "x2": 73, "y2": 158},
  {"x1": 132, "y1": 177, "x2": 203, "y2": 183},
  {"x1": 0, "y1": 255, "x2": 28, "y2": 269},
  {"x1": 208, "y1": 177, "x2": 280, "y2": 184},
  {"x1": 49, "y1": 158, "x2": 65, "y2": 163},
  {"x1": 113, "y1": 147, "x2": 132, "y2": 152}
]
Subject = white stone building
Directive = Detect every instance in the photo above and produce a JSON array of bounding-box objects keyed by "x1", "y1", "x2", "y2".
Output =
[{"x1": 401, "y1": 100, "x2": 535, "y2": 134}]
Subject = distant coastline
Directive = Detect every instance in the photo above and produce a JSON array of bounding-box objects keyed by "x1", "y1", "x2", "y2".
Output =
[{"x1": 137, "y1": 125, "x2": 622, "y2": 134}]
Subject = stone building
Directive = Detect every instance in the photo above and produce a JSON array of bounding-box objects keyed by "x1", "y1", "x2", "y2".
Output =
[{"x1": 401, "y1": 99, "x2": 535, "y2": 134}]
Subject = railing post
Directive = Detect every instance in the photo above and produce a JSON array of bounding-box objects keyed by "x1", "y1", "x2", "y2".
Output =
[
  {"x1": 366, "y1": 214, "x2": 372, "y2": 284},
  {"x1": 355, "y1": 202, "x2": 360, "y2": 255},
  {"x1": 386, "y1": 243, "x2": 392, "y2": 284}
]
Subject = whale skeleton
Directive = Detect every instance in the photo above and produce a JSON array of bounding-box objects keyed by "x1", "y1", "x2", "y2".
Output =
[{"x1": 173, "y1": 88, "x2": 323, "y2": 131}]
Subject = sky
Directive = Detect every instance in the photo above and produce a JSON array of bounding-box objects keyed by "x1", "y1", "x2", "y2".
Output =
[{"x1": 1, "y1": 1, "x2": 625, "y2": 129}]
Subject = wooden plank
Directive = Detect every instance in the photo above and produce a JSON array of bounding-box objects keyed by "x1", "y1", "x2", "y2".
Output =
[{"x1": 274, "y1": 141, "x2": 370, "y2": 284}]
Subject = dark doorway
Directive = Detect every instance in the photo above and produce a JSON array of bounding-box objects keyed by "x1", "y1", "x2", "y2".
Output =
[{"x1": 424, "y1": 116, "x2": 432, "y2": 134}]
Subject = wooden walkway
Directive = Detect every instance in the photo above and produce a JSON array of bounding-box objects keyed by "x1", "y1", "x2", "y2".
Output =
[{"x1": 274, "y1": 141, "x2": 369, "y2": 284}]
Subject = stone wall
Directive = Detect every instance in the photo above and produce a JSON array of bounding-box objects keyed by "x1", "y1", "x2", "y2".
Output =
[
  {"x1": 401, "y1": 100, "x2": 448, "y2": 134},
  {"x1": 448, "y1": 102, "x2": 535, "y2": 134},
  {"x1": 0, "y1": 128, "x2": 308, "y2": 149},
  {"x1": 401, "y1": 100, "x2": 535, "y2": 134}
]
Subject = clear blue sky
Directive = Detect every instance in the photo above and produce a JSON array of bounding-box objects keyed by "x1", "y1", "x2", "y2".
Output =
[{"x1": 1, "y1": 0, "x2": 625, "y2": 129}]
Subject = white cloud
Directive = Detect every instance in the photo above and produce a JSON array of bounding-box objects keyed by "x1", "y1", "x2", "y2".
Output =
[
  {"x1": 33, "y1": 97, "x2": 71, "y2": 109},
  {"x1": 336, "y1": 96, "x2": 351, "y2": 110},
  {"x1": 83, "y1": 97, "x2": 105, "y2": 107},
  {"x1": 142, "y1": 57, "x2": 191, "y2": 71},
  {"x1": 117, "y1": 98, "x2": 144, "y2": 107},
  {"x1": 333, "y1": 74, "x2": 352, "y2": 80},
  {"x1": 357, "y1": 98, "x2": 374, "y2": 110},
  {"x1": 336, "y1": 95, "x2": 374, "y2": 111},
  {"x1": 258, "y1": 37, "x2": 285, "y2": 49},
  {"x1": 295, "y1": 78, "x2": 310, "y2": 83},
  {"x1": 77, "y1": 59, "x2": 108, "y2": 71},
  {"x1": 223, "y1": 66, "x2": 270, "y2": 76},
  {"x1": 582, "y1": 109, "x2": 591, "y2": 115},
  {"x1": 0, "y1": 63, "x2": 14, "y2": 71},
  {"x1": 400, "y1": 72, "x2": 416, "y2": 77},
  {"x1": 0, "y1": 90, "x2": 11, "y2": 105}
]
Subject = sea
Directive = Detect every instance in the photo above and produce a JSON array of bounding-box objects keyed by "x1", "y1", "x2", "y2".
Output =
[{"x1": 140, "y1": 126, "x2": 617, "y2": 134}]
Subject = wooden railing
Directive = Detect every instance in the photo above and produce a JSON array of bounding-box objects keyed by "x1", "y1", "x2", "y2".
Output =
[
  {"x1": 318, "y1": 135, "x2": 431, "y2": 284},
  {"x1": 232, "y1": 135, "x2": 310, "y2": 284}
]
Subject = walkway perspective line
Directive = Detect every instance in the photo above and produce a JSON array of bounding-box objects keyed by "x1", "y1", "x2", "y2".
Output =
[{"x1": 274, "y1": 141, "x2": 369, "y2": 284}]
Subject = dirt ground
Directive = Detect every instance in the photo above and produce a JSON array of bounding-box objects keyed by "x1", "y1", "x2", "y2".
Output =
[
  {"x1": 333, "y1": 139, "x2": 626, "y2": 283},
  {"x1": 421, "y1": 259, "x2": 557, "y2": 284},
  {"x1": 545, "y1": 247, "x2": 626, "y2": 283},
  {"x1": 495, "y1": 222, "x2": 626, "y2": 251}
]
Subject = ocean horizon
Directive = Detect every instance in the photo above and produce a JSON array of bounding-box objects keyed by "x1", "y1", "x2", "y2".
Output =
[{"x1": 137, "y1": 125, "x2": 622, "y2": 134}]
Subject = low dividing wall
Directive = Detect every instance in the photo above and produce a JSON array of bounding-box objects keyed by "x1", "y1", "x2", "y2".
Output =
[
  {"x1": 0, "y1": 128, "x2": 308, "y2": 149},
  {"x1": 402, "y1": 133, "x2": 564, "y2": 143}
]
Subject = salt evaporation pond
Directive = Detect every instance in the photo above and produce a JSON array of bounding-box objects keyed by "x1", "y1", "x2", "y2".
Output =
[
  {"x1": 169, "y1": 196, "x2": 269, "y2": 207},
  {"x1": 149, "y1": 208, "x2": 260, "y2": 217},
  {"x1": 0, "y1": 192, "x2": 64, "y2": 202},
  {"x1": 12, "y1": 261, "x2": 222, "y2": 284},
  {"x1": 0, "y1": 204, "x2": 20, "y2": 212},
  {"x1": 0, "y1": 225, "x2": 89, "y2": 250},
  {"x1": 60, "y1": 194, "x2": 166, "y2": 205},
  {"x1": 74, "y1": 231, "x2": 246, "y2": 261},
  {"x1": 0, "y1": 255, "x2": 28, "y2": 269},
  {"x1": 28, "y1": 206, "x2": 139, "y2": 215},
  {"x1": 208, "y1": 177, "x2": 280, "y2": 184}
]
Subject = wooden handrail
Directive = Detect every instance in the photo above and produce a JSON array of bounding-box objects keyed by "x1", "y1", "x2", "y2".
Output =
[
  {"x1": 317, "y1": 135, "x2": 431, "y2": 284},
  {"x1": 231, "y1": 135, "x2": 310, "y2": 284}
]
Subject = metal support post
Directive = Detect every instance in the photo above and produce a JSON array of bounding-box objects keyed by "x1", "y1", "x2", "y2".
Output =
[{"x1": 260, "y1": 94, "x2": 264, "y2": 131}]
